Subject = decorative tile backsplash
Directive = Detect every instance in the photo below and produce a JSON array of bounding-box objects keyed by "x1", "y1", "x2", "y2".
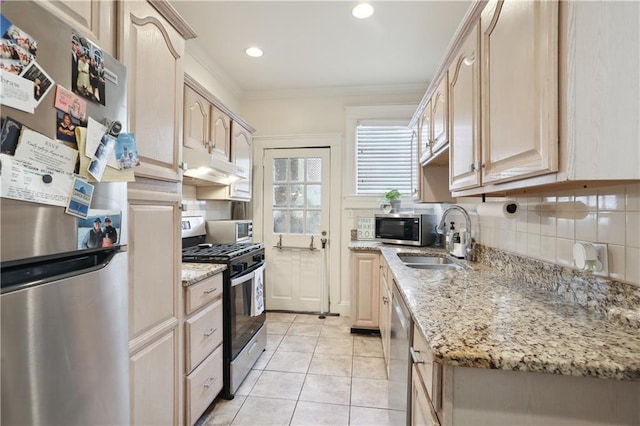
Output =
[
  {"x1": 181, "y1": 185, "x2": 231, "y2": 220},
  {"x1": 454, "y1": 183, "x2": 640, "y2": 286}
]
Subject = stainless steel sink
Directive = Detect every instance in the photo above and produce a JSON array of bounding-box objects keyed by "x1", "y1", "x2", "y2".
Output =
[
  {"x1": 397, "y1": 253, "x2": 462, "y2": 270},
  {"x1": 397, "y1": 254, "x2": 457, "y2": 265}
]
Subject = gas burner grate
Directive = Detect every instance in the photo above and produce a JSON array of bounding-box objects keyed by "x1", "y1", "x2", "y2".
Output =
[{"x1": 181, "y1": 242, "x2": 262, "y2": 263}]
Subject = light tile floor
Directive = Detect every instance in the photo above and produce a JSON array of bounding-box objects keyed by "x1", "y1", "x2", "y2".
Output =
[{"x1": 197, "y1": 312, "x2": 405, "y2": 426}]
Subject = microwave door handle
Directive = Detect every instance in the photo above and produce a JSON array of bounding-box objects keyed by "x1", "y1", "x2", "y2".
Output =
[{"x1": 231, "y1": 270, "x2": 255, "y2": 288}]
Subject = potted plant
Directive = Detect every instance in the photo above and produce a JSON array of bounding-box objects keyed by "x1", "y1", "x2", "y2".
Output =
[{"x1": 384, "y1": 189, "x2": 402, "y2": 213}]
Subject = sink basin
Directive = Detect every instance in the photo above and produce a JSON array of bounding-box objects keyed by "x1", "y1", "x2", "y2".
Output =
[
  {"x1": 404, "y1": 263, "x2": 462, "y2": 270},
  {"x1": 397, "y1": 253, "x2": 462, "y2": 270},
  {"x1": 397, "y1": 254, "x2": 457, "y2": 265}
]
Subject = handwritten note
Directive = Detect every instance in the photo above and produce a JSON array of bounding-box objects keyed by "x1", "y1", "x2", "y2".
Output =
[{"x1": 15, "y1": 128, "x2": 78, "y2": 174}]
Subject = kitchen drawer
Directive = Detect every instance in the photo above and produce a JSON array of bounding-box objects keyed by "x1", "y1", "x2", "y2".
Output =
[
  {"x1": 411, "y1": 324, "x2": 441, "y2": 409},
  {"x1": 185, "y1": 273, "x2": 223, "y2": 315},
  {"x1": 186, "y1": 345, "x2": 223, "y2": 426},
  {"x1": 185, "y1": 298, "x2": 222, "y2": 373}
]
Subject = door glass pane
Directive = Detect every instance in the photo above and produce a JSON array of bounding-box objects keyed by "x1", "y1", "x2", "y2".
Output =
[
  {"x1": 306, "y1": 158, "x2": 321, "y2": 182},
  {"x1": 290, "y1": 158, "x2": 305, "y2": 182},
  {"x1": 306, "y1": 185, "x2": 321, "y2": 208},
  {"x1": 306, "y1": 210, "x2": 321, "y2": 234},
  {"x1": 271, "y1": 155, "x2": 325, "y2": 236},
  {"x1": 274, "y1": 158, "x2": 287, "y2": 182},
  {"x1": 273, "y1": 185, "x2": 288, "y2": 207},
  {"x1": 290, "y1": 210, "x2": 303, "y2": 233},
  {"x1": 290, "y1": 184, "x2": 304, "y2": 207},
  {"x1": 273, "y1": 210, "x2": 287, "y2": 233}
]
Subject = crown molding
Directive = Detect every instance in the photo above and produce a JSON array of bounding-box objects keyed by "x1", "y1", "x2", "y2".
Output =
[
  {"x1": 148, "y1": 0, "x2": 197, "y2": 40},
  {"x1": 241, "y1": 83, "x2": 427, "y2": 101}
]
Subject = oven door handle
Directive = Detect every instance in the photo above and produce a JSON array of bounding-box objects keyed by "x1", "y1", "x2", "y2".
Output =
[{"x1": 230, "y1": 261, "x2": 265, "y2": 287}]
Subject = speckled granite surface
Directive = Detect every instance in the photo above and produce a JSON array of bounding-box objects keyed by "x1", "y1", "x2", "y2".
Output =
[
  {"x1": 349, "y1": 241, "x2": 640, "y2": 380},
  {"x1": 181, "y1": 263, "x2": 226, "y2": 287}
]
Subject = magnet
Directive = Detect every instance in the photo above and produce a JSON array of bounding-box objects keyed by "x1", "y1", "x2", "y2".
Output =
[{"x1": 42, "y1": 174, "x2": 52, "y2": 183}]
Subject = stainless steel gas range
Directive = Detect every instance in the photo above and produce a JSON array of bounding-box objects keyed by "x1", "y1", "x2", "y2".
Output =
[{"x1": 181, "y1": 217, "x2": 266, "y2": 399}]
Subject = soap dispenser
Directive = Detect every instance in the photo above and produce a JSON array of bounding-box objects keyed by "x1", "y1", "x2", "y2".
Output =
[{"x1": 446, "y1": 222, "x2": 455, "y2": 253}]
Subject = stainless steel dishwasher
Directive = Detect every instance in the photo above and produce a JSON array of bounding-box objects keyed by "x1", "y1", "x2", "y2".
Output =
[{"x1": 389, "y1": 279, "x2": 413, "y2": 423}]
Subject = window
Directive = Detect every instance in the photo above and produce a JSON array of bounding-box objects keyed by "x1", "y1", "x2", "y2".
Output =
[
  {"x1": 356, "y1": 122, "x2": 414, "y2": 195},
  {"x1": 272, "y1": 156, "x2": 322, "y2": 235}
]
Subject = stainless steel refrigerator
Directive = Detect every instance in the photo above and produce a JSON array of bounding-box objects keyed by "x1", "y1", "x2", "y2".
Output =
[{"x1": 1, "y1": 2, "x2": 129, "y2": 424}]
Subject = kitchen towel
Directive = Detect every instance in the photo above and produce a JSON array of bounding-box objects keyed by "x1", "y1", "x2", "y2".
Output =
[
  {"x1": 251, "y1": 264, "x2": 265, "y2": 316},
  {"x1": 476, "y1": 201, "x2": 520, "y2": 219}
]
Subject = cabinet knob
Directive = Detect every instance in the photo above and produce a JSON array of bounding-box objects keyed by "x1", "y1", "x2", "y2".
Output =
[
  {"x1": 203, "y1": 328, "x2": 217, "y2": 337},
  {"x1": 470, "y1": 163, "x2": 476, "y2": 172},
  {"x1": 203, "y1": 377, "x2": 217, "y2": 388}
]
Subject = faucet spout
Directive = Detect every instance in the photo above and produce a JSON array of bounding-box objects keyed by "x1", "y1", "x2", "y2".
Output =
[{"x1": 436, "y1": 205, "x2": 474, "y2": 260}]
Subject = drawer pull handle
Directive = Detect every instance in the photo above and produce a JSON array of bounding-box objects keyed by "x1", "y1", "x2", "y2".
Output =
[
  {"x1": 204, "y1": 328, "x2": 216, "y2": 337},
  {"x1": 203, "y1": 377, "x2": 217, "y2": 388},
  {"x1": 410, "y1": 347, "x2": 424, "y2": 364},
  {"x1": 203, "y1": 287, "x2": 217, "y2": 294}
]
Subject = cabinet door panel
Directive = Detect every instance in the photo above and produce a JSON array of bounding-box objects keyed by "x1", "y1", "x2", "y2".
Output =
[
  {"x1": 449, "y1": 25, "x2": 481, "y2": 191},
  {"x1": 211, "y1": 106, "x2": 231, "y2": 159},
  {"x1": 419, "y1": 101, "x2": 432, "y2": 164},
  {"x1": 39, "y1": 0, "x2": 115, "y2": 55},
  {"x1": 129, "y1": 202, "x2": 180, "y2": 338},
  {"x1": 184, "y1": 85, "x2": 210, "y2": 151},
  {"x1": 130, "y1": 329, "x2": 177, "y2": 426},
  {"x1": 481, "y1": 0, "x2": 558, "y2": 184},
  {"x1": 431, "y1": 75, "x2": 449, "y2": 154},
  {"x1": 121, "y1": 1, "x2": 185, "y2": 181},
  {"x1": 351, "y1": 252, "x2": 380, "y2": 328},
  {"x1": 230, "y1": 123, "x2": 252, "y2": 200}
]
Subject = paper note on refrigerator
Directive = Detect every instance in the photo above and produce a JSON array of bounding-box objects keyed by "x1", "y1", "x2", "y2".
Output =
[
  {"x1": 0, "y1": 153, "x2": 73, "y2": 207},
  {"x1": 14, "y1": 128, "x2": 78, "y2": 174}
]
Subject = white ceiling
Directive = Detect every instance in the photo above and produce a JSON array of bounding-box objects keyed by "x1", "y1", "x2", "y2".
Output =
[{"x1": 169, "y1": 1, "x2": 472, "y2": 97}]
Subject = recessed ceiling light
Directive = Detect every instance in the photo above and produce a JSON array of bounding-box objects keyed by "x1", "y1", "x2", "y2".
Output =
[
  {"x1": 245, "y1": 47, "x2": 263, "y2": 58},
  {"x1": 352, "y1": 3, "x2": 374, "y2": 19}
]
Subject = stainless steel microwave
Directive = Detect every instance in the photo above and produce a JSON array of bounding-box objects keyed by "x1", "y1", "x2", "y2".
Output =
[
  {"x1": 374, "y1": 213, "x2": 437, "y2": 246},
  {"x1": 206, "y1": 220, "x2": 253, "y2": 244}
]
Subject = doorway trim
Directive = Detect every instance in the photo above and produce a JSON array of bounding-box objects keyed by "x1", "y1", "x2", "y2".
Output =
[{"x1": 252, "y1": 133, "x2": 347, "y2": 316}]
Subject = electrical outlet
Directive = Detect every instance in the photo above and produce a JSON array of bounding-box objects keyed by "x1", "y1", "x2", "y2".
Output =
[{"x1": 592, "y1": 243, "x2": 609, "y2": 277}]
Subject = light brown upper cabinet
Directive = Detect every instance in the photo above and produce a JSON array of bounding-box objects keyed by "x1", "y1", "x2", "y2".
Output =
[
  {"x1": 229, "y1": 122, "x2": 253, "y2": 200},
  {"x1": 479, "y1": 0, "x2": 558, "y2": 186},
  {"x1": 183, "y1": 85, "x2": 231, "y2": 158},
  {"x1": 211, "y1": 106, "x2": 231, "y2": 160},
  {"x1": 419, "y1": 75, "x2": 449, "y2": 166},
  {"x1": 431, "y1": 75, "x2": 449, "y2": 157},
  {"x1": 419, "y1": 100, "x2": 432, "y2": 164},
  {"x1": 119, "y1": 1, "x2": 195, "y2": 182},
  {"x1": 39, "y1": 0, "x2": 116, "y2": 55},
  {"x1": 449, "y1": 24, "x2": 481, "y2": 192},
  {"x1": 183, "y1": 85, "x2": 210, "y2": 152}
]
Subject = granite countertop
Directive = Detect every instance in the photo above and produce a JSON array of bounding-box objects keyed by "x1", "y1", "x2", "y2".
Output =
[
  {"x1": 349, "y1": 241, "x2": 640, "y2": 380},
  {"x1": 181, "y1": 263, "x2": 227, "y2": 287}
]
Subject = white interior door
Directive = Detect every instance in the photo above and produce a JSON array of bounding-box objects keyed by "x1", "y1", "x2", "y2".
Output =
[{"x1": 263, "y1": 148, "x2": 330, "y2": 313}]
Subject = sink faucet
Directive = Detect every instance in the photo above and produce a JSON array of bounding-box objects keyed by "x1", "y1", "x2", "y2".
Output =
[{"x1": 436, "y1": 205, "x2": 475, "y2": 261}]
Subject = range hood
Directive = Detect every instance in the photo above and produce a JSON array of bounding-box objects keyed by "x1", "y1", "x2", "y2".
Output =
[{"x1": 183, "y1": 148, "x2": 248, "y2": 186}]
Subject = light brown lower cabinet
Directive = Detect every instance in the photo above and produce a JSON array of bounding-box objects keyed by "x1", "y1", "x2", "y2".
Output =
[
  {"x1": 184, "y1": 272, "x2": 224, "y2": 425},
  {"x1": 350, "y1": 251, "x2": 380, "y2": 330},
  {"x1": 411, "y1": 324, "x2": 640, "y2": 425}
]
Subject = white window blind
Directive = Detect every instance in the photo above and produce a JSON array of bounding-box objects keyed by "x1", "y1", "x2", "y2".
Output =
[{"x1": 356, "y1": 122, "x2": 413, "y2": 195}]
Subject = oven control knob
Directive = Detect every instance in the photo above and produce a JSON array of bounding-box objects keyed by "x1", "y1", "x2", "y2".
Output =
[
  {"x1": 253, "y1": 254, "x2": 264, "y2": 262},
  {"x1": 233, "y1": 262, "x2": 247, "y2": 272}
]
